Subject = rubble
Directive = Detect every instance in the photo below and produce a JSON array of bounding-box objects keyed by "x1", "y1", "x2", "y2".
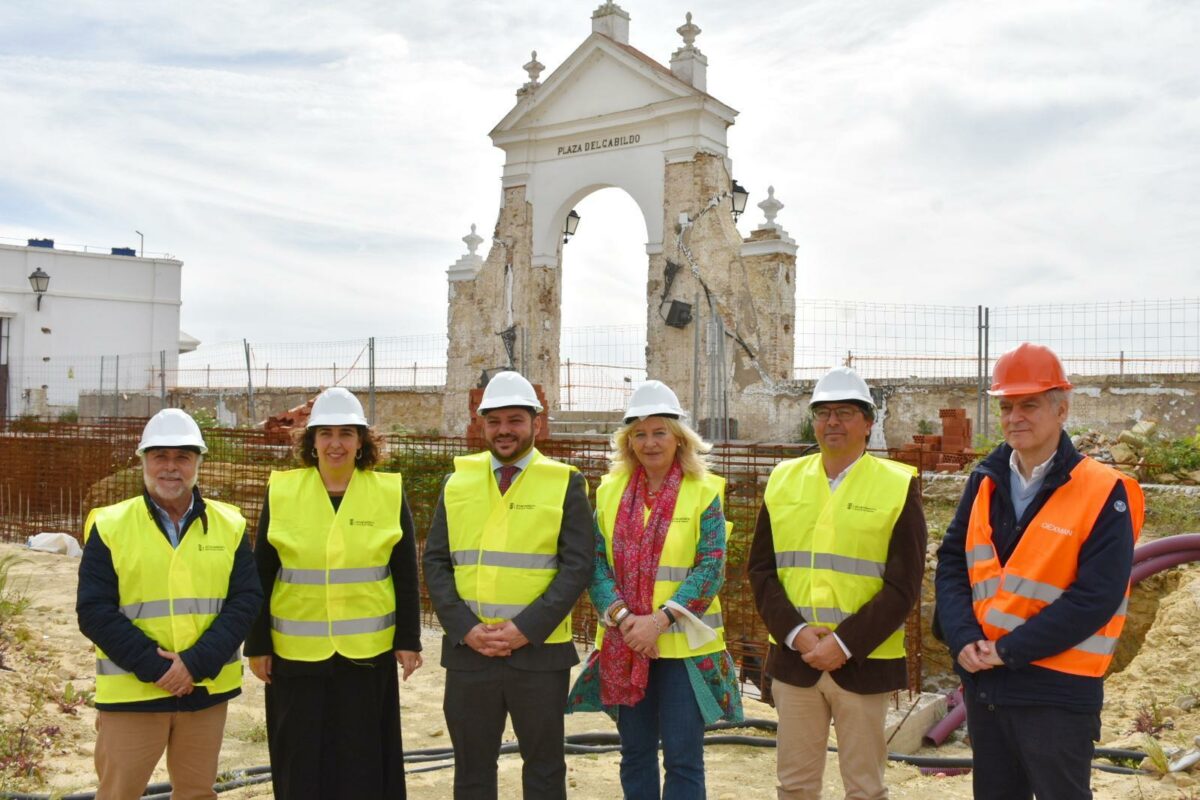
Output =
[
  {"x1": 261, "y1": 396, "x2": 315, "y2": 443},
  {"x1": 1072, "y1": 420, "x2": 1200, "y2": 485}
]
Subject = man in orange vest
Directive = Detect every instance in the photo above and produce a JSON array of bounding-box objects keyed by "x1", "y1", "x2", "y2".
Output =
[{"x1": 935, "y1": 343, "x2": 1142, "y2": 800}]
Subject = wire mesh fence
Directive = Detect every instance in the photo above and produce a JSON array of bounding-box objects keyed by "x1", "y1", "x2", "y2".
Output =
[
  {"x1": 793, "y1": 300, "x2": 982, "y2": 380},
  {"x1": 175, "y1": 335, "x2": 450, "y2": 390},
  {"x1": 0, "y1": 422, "x2": 922, "y2": 694},
  {"x1": 987, "y1": 299, "x2": 1200, "y2": 376},
  {"x1": 793, "y1": 298, "x2": 1200, "y2": 380},
  {"x1": 5, "y1": 299, "x2": 1197, "y2": 417}
]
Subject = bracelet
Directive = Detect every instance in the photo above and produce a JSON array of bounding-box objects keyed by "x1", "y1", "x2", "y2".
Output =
[
  {"x1": 613, "y1": 607, "x2": 632, "y2": 627},
  {"x1": 659, "y1": 606, "x2": 677, "y2": 627},
  {"x1": 651, "y1": 611, "x2": 668, "y2": 633}
]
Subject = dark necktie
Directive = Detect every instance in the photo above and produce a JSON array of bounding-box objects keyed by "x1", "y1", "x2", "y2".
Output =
[{"x1": 497, "y1": 465, "x2": 519, "y2": 495}]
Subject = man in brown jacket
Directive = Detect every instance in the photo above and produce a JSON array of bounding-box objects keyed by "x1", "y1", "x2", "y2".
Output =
[{"x1": 749, "y1": 367, "x2": 926, "y2": 799}]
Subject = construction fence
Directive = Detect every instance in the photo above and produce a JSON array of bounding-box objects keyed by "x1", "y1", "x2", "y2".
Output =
[
  {"x1": 0, "y1": 420, "x2": 925, "y2": 695},
  {"x1": 6, "y1": 298, "x2": 1197, "y2": 416}
]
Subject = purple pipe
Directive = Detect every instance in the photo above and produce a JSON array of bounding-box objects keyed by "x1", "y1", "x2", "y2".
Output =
[
  {"x1": 924, "y1": 688, "x2": 966, "y2": 746},
  {"x1": 1131, "y1": 550, "x2": 1200, "y2": 585},
  {"x1": 924, "y1": 540, "x2": 1200, "y2": 747},
  {"x1": 1134, "y1": 534, "x2": 1200, "y2": 564}
]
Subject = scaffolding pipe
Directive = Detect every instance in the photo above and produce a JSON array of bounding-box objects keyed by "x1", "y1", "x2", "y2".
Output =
[{"x1": 368, "y1": 337, "x2": 376, "y2": 425}]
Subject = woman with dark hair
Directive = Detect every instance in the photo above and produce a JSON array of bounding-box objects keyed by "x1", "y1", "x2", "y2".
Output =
[
  {"x1": 567, "y1": 380, "x2": 742, "y2": 799},
  {"x1": 245, "y1": 387, "x2": 422, "y2": 799}
]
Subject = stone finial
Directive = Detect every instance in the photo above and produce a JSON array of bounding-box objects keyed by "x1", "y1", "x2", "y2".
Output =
[
  {"x1": 742, "y1": 186, "x2": 797, "y2": 256},
  {"x1": 591, "y1": 1, "x2": 631, "y2": 44},
  {"x1": 758, "y1": 186, "x2": 784, "y2": 229},
  {"x1": 448, "y1": 223, "x2": 486, "y2": 282},
  {"x1": 517, "y1": 51, "x2": 545, "y2": 96},
  {"x1": 670, "y1": 11, "x2": 707, "y2": 90},
  {"x1": 523, "y1": 51, "x2": 544, "y2": 85},
  {"x1": 463, "y1": 223, "x2": 483, "y2": 256},
  {"x1": 677, "y1": 12, "x2": 701, "y2": 49}
]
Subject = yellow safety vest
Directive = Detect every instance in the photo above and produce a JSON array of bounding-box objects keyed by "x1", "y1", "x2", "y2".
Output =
[
  {"x1": 83, "y1": 496, "x2": 246, "y2": 704},
  {"x1": 267, "y1": 468, "x2": 403, "y2": 661},
  {"x1": 594, "y1": 471, "x2": 728, "y2": 658},
  {"x1": 764, "y1": 453, "x2": 915, "y2": 659},
  {"x1": 444, "y1": 450, "x2": 577, "y2": 644}
]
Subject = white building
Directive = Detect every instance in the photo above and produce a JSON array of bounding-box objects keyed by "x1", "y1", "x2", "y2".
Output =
[{"x1": 0, "y1": 239, "x2": 186, "y2": 417}]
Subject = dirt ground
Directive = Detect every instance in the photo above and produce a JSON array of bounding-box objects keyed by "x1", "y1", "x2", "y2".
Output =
[{"x1": 1, "y1": 542, "x2": 1197, "y2": 798}]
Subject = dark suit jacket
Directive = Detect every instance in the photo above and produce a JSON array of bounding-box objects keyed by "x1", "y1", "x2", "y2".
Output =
[
  {"x1": 749, "y1": 474, "x2": 927, "y2": 695},
  {"x1": 423, "y1": 468, "x2": 592, "y2": 672}
]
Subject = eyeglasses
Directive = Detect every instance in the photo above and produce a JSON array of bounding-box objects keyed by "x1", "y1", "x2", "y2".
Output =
[{"x1": 811, "y1": 406, "x2": 860, "y2": 422}]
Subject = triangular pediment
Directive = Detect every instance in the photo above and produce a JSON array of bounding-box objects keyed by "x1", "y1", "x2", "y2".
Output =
[{"x1": 492, "y1": 34, "x2": 731, "y2": 137}]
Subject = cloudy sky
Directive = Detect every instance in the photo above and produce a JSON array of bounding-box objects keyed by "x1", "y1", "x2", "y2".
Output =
[{"x1": 1, "y1": 0, "x2": 1196, "y2": 353}]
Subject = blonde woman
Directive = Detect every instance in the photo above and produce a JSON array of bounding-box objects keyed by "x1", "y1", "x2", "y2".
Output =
[{"x1": 568, "y1": 380, "x2": 742, "y2": 799}]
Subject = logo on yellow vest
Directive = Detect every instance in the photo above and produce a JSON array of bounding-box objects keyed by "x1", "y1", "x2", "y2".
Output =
[
  {"x1": 348, "y1": 519, "x2": 376, "y2": 527},
  {"x1": 197, "y1": 544, "x2": 226, "y2": 552},
  {"x1": 846, "y1": 502, "x2": 877, "y2": 513},
  {"x1": 1039, "y1": 521, "x2": 1074, "y2": 536},
  {"x1": 509, "y1": 503, "x2": 536, "y2": 511}
]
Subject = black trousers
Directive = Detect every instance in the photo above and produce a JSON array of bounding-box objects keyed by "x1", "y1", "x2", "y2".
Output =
[
  {"x1": 964, "y1": 690, "x2": 1100, "y2": 800},
  {"x1": 443, "y1": 659, "x2": 570, "y2": 800},
  {"x1": 265, "y1": 653, "x2": 406, "y2": 800}
]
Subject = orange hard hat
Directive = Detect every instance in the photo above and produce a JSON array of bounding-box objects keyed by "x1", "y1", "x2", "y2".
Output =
[{"x1": 987, "y1": 342, "x2": 1073, "y2": 396}]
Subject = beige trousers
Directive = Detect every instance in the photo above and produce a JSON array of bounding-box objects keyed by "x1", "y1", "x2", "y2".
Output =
[
  {"x1": 94, "y1": 701, "x2": 228, "y2": 800},
  {"x1": 773, "y1": 673, "x2": 890, "y2": 800}
]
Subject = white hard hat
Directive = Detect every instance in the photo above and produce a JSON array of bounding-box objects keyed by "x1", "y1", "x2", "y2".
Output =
[
  {"x1": 811, "y1": 366, "x2": 874, "y2": 409},
  {"x1": 138, "y1": 409, "x2": 208, "y2": 455},
  {"x1": 307, "y1": 387, "x2": 369, "y2": 428},
  {"x1": 623, "y1": 380, "x2": 687, "y2": 424},
  {"x1": 477, "y1": 371, "x2": 543, "y2": 413}
]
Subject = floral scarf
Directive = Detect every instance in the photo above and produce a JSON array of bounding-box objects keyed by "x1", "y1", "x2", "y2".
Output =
[{"x1": 599, "y1": 459, "x2": 684, "y2": 707}]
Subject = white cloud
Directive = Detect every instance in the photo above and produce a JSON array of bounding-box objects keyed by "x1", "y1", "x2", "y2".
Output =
[{"x1": 0, "y1": 0, "x2": 1196, "y2": 357}]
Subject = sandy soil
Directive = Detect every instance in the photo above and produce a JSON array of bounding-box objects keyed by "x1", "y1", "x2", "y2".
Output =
[{"x1": 1, "y1": 542, "x2": 1196, "y2": 798}]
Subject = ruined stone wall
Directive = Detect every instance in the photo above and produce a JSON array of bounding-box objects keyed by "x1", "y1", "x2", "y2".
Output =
[
  {"x1": 740, "y1": 229, "x2": 797, "y2": 383},
  {"x1": 75, "y1": 372, "x2": 1198, "y2": 444},
  {"x1": 651, "y1": 153, "x2": 730, "y2": 408},
  {"x1": 82, "y1": 386, "x2": 446, "y2": 433},
  {"x1": 443, "y1": 186, "x2": 539, "y2": 433},
  {"x1": 651, "y1": 152, "x2": 796, "y2": 425},
  {"x1": 758, "y1": 374, "x2": 1200, "y2": 447}
]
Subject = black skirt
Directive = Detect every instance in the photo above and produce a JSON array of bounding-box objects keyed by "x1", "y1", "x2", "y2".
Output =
[{"x1": 265, "y1": 652, "x2": 406, "y2": 799}]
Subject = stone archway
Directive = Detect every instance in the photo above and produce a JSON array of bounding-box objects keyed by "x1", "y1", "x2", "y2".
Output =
[{"x1": 444, "y1": 4, "x2": 798, "y2": 438}]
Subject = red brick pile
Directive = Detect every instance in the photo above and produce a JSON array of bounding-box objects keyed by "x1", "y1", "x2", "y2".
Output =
[
  {"x1": 262, "y1": 397, "x2": 315, "y2": 444},
  {"x1": 893, "y1": 408, "x2": 975, "y2": 473}
]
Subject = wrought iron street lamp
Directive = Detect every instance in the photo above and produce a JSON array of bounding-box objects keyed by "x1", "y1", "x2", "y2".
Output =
[
  {"x1": 563, "y1": 209, "x2": 581, "y2": 244},
  {"x1": 731, "y1": 180, "x2": 749, "y2": 220},
  {"x1": 28, "y1": 267, "x2": 50, "y2": 311}
]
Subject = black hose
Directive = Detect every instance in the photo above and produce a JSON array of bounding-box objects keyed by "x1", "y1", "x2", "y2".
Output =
[
  {"x1": 1095, "y1": 747, "x2": 1151, "y2": 760},
  {"x1": 0, "y1": 725, "x2": 1150, "y2": 799}
]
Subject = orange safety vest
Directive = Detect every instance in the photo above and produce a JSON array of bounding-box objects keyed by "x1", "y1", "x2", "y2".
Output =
[{"x1": 966, "y1": 456, "x2": 1143, "y2": 677}]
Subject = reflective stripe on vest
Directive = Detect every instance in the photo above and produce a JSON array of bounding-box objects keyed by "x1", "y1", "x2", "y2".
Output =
[
  {"x1": 87, "y1": 495, "x2": 246, "y2": 704},
  {"x1": 966, "y1": 456, "x2": 1143, "y2": 677},
  {"x1": 277, "y1": 566, "x2": 391, "y2": 585},
  {"x1": 594, "y1": 471, "x2": 728, "y2": 659},
  {"x1": 449, "y1": 550, "x2": 559, "y2": 570},
  {"x1": 444, "y1": 450, "x2": 577, "y2": 644},
  {"x1": 98, "y1": 647, "x2": 243, "y2": 677},
  {"x1": 774, "y1": 550, "x2": 887, "y2": 579},
  {"x1": 764, "y1": 453, "x2": 915, "y2": 659},
  {"x1": 267, "y1": 468, "x2": 403, "y2": 661}
]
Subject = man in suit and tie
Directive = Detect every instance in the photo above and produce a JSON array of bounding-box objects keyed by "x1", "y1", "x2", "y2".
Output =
[{"x1": 424, "y1": 371, "x2": 592, "y2": 799}]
